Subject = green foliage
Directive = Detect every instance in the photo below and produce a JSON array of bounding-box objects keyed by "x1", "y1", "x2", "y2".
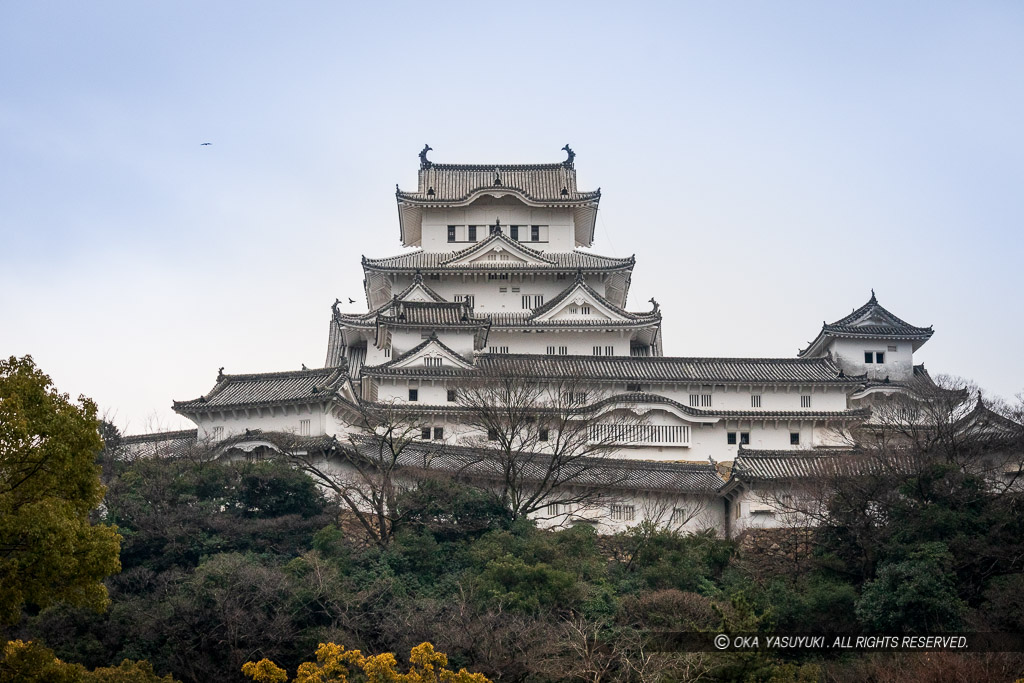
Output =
[
  {"x1": 763, "y1": 573, "x2": 859, "y2": 634},
  {"x1": 1, "y1": 640, "x2": 178, "y2": 683},
  {"x1": 0, "y1": 356, "x2": 121, "y2": 624},
  {"x1": 855, "y1": 542, "x2": 966, "y2": 633},
  {"x1": 395, "y1": 479, "x2": 511, "y2": 542},
  {"x1": 613, "y1": 523, "x2": 734, "y2": 593},
  {"x1": 474, "y1": 554, "x2": 579, "y2": 613},
  {"x1": 105, "y1": 458, "x2": 333, "y2": 572}
]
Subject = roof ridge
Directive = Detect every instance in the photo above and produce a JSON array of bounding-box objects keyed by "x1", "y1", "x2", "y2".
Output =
[{"x1": 219, "y1": 366, "x2": 344, "y2": 381}]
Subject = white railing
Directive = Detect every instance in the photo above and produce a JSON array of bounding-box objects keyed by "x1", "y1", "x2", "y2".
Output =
[{"x1": 588, "y1": 423, "x2": 691, "y2": 446}]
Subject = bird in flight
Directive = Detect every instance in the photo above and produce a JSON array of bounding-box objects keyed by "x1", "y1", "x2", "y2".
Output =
[
  {"x1": 348, "y1": 298, "x2": 356, "y2": 304},
  {"x1": 200, "y1": 142, "x2": 212, "y2": 146}
]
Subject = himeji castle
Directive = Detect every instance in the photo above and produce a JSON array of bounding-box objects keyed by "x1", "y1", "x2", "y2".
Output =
[{"x1": 128, "y1": 146, "x2": 959, "y2": 536}]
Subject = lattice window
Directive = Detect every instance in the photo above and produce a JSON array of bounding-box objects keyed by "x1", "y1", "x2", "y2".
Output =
[
  {"x1": 610, "y1": 504, "x2": 635, "y2": 522},
  {"x1": 801, "y1": 395, "x2": 812, "y2": 408},
  {"x1": 751, "y1": 395, "x2": 762, "y2": 408},
  {"x1": 299, "y1": 419, "x2": 310, "y2": 436}
]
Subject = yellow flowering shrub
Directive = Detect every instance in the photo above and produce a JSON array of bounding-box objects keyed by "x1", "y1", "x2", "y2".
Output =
[{"x1": 241, "y1": 642, "x2": 490, "y2": 683}]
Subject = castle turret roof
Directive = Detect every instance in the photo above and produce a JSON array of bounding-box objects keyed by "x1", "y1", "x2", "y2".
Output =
[{"x1": 799, "y1": 291, "x2": 934, "y2": 357}]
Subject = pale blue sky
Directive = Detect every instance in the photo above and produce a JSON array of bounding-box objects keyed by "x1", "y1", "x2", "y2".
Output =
[{"x1": 2, "y1": 1, "x2": 1022, "y2": 432}]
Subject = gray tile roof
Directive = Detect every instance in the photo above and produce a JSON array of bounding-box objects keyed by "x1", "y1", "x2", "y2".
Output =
[
  {"x1": 378, "y1": 300, "x2": 489, "y2": 327},
  {"x1": 523, "y1": 277, "x2": 660, "y2": 323},
  {"x1": 362, "y1": 248, "x2": 634, "y2": 272},
  {"x1": 398, "y1": 158, "x2": 600, "y2": 204},
  {"x1": 120, "y1": 429, "x2": 199, "y2": 459},
  {"x1": 731, "y1": 448, "x2": 864, "y2": 482},
  {"x1": 342, "y1": 435, "x2": 724, "y2": 493},
  {"x1": 362, "y1": 353, "x2": 863, "y2": 385},
  {"x1": 800, "y1": 292, "x2": 933, "y2": 356},
  {"x1": 173, "y1": 366, "x2": 348, "y2": 413}
]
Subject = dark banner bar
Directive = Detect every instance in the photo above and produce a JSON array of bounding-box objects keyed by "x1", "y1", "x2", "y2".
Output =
[{"x1": 649, "y1": 633, "x2": 1024, "y2": 653}]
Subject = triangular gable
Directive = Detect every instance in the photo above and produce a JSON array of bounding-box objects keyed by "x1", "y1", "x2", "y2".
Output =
[
  {"x1": 531, "y1": 282, "x2": 632, "y2": 323},
  {"x1": 441, "y1": 233, "x2": 555, "y2": 268},
  {"x1": 388, "y1": 337, "x2": 475, "y2": 371},
  {"x1": 829, "y1": 292, "x2": 923, "y2": 330},
  {"x1": 394, "y1": 275, "x2": 447, "y2": 304}
]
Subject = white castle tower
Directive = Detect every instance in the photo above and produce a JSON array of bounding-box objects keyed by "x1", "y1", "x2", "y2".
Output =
[{"x1": 155, "y1": 146, "x2": 951, "y2": 535}]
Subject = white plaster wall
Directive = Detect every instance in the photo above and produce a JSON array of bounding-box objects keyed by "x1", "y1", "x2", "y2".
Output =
[
  {"x1": 533, "y1": 491, "x2": 725, "y2": 536},
  {"x1": 391, "y1": 274, "x2": 608, "y2": 313},
  {"x1": 420, "y1": 203, "x2": 575, "y2": 252},
  {"x1": 625, "y1": 384, "x2": 850, "y2": 412},
  {"x1": 388, "y1": 328, "x2": 477, "y2": 359},
  {"x1": 485, "y1": 330, "x2": 633, "y2": 356},
  {"x1": 729, "y1": 486, "x2": 817, "y2": 535},
  {"x1": 192, "y1": 405, "x2": 327, "y2": 441},
  {"x1": 827, "y1": 338, "x2": 914, "y2": 381}
]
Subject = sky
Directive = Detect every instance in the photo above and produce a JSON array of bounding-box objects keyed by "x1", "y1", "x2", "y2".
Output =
[{"x1": 2, "y1": 1, "x2": 1022, "y2": 434}]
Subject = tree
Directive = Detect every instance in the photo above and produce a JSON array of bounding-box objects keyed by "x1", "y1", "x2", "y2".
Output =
[
  {"x1": 281, "y1": 401, "x2": 445, "y2": 548},
  {"x1": 0, "y1": 355, "x2": 121, "y2": 624},
  {"x1": 241, "y1": 642, "x2": 492, "y2": 683},
  {"x1": 0, "y1": 640, "x2": 179, "y2": 682},
  {"x1": 456, "y1": 369, "x2": 635, "y2": 520}
]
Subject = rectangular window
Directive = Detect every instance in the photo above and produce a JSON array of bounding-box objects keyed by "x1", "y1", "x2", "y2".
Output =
[
  {"x1": 523, "y1": 295, "x2": 531, "y2": 309},
  {"x1": 468, "y1": 225, "x2": 477, "y2": 241},
  {"x1": 689, "y1": 394, "x2": 712, "y2": 408},
  {"x1": 546, "y1": 345, "x2": 556, "y2": 355},
  {"x1": 539, "y1": 428, "x2": 549, "y2": 441},
  {"x1": 487, "y1": 346, "x2": 509, "y2": 354},
  {"x1": 727, "y1": 431, "x2": 737, "y2": 445},
  {"x1": 875, "y1": 352, "x2": 885, "y2": 363},
  {"x1": 421, "y1": 427, "x2": 431, "y2": 440},
  {"x1": 511, "y1": 286, "x2": 520, "y2": 293},
  {"x1": 888, "y1": 345, "x2": 897, "y2": 352},
  {"x1": 593, "y1": 346, "x2": 602, "y2": 356},
  {"x1": 751, "y1": 395, "x2": 761, "y2": 408},
  {"x1": 605, "y1": 345, "x2": 614, "y2": 356},
  {"x1": 671, "y1": 508, "x2": 688, "y2": 524},
  {"x1": 864, "y1": 351, "x2": 874, "y2": 363},
  {"x1": 299, "y1": 419, "x2": 310, "y2": 436},
  {"x1": 384, "y1": 347, "x2": 391, "y2": 358},
  {"x1": 447, "y1": 389, "x2": 457, "y2": 402},
  {"x1": 212, "y1": 426, "x2": 224, "y2": 440},
  {"x1": 510, "y1": 225, "x2": 519, "y2": 240},
  {"x1": 433, "y1": 427, "x2": 444, "y2": 440},
  {"x1": 610, "y1": 504, "x2": 635, "y2": 522},
  {"x1": 790, "y1": 432, "x2": 800, "y2": 445},
  {"x1": 740, "y1": 432, "x2": 750, "y2": 445},
  {"x1": 581, "y1": 305, "x2": 591, "y2": 315},
  {"x1": 800, "y1": 395, "x2": 811, "y2": 408},
  {"x1": 533, "y1": 295, "x2": 544, "y2": 307},
  {"x1": 531, "y1": 225, "x2": 540, "y2": 241},
  {"x1": 499, "y1": 286, "x2": 507, "y2": 292},
  {"x1": 558, "y1": 346, "x2": 568, "y2": 355},
  {"x1": 487, "y1": 428, "x2": 498, "y2": 441},
  {"x1": 546, "y1": 503, "x2": 561, "y2": 516},
  {"x1": 487, "y1": 273, "x2": 509, "y2": 280},
  {"x1": 408, "y1": 389, "x2": 418, "y2": 401},
  {"x1": 424, "y1": 357, "x2": 442, "y2": 367},
  {"x1": 447, "y1": 225, "x2": 456, "y2": 242}
]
